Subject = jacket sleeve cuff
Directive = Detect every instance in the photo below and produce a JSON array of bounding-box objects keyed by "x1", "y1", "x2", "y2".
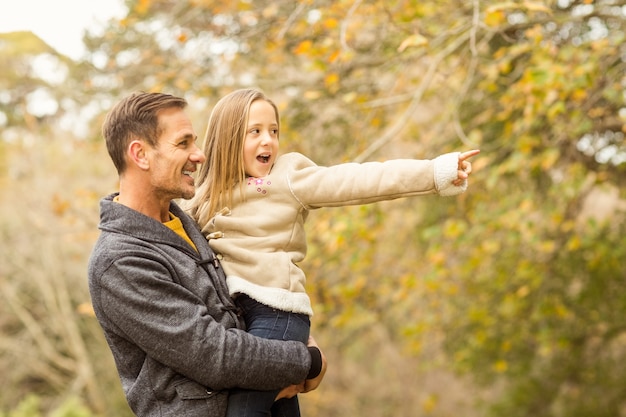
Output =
[
  {"x1": 433, "y1": 152, "x2": 467, "y2": 197},
  {"x1": 306, "y1": 347, "x2": 322, "y2": 379}
]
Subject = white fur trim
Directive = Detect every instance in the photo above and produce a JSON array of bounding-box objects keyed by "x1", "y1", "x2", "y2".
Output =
[
  {"x1": 433, "y1": 152, "x2": 467, "y2": 196},
  {"x1": 227, "y1": 275, "x2": 314, "y2": 316}
]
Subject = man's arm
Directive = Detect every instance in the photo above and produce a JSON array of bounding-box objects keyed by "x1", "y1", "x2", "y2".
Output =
[{"x1": 95, "y1": 254, "x2": 312, "y2": 391}]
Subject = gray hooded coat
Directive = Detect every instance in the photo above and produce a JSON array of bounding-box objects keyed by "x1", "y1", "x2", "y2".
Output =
[{"x1": 88, "y1": 194, "x2": 311, "y2": 416}]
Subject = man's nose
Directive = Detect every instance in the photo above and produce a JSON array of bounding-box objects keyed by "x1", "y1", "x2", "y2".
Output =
[{"x1": 191, "y1": 144, "x2": 206, "y2": 163}]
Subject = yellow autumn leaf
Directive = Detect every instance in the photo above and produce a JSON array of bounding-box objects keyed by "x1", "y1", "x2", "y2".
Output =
[
  {"x1": 327, "y1": 49, "x2": 340, "y2": 63},
  {"x1": 566, "y1": 236, "x2": 581, "y2": 251},
  {"x1": 175, "y1": 78, "x2": 190, "y2": 91},
  {"x1": 446, "y1": 283, "x2": 459, "y2": 295},
  {"x1": 501, "y1": 340, "x2": 512, "y2": 353},
  {"x1": 397, "y1": 33, "x2": 428, "y2": 52},
  {"x1": 481, "y1": 238, "x2": 501, "y2": 254},
  {"x1": 294, "y1": 40, "x2": 313, "y2": 55},
  {"x1": 77, "y1": 302, "x2": 96, "y2": 317},
  {"x1": 135, "y1": 0, "x2": 151, "y2": 15},
  {"x1": 523, "y1": 1, "x2": 552, "y2": 14},
  {"x1": 428, "y1": 250, "x2": 446, "y2": 266},
  {"x1": 538, "y1": 239, "x2": 556, "y2": 254},
  {"x1": 51, "y1": 194, "x2": 70, "y2": 217},
  {"x1": 324, "y1": 72, "x2": 339, "y2": 88},
  {"x1": 516, "y1": 285, "x2": 530, "y2": 298},
  {"x1": 540, "y1": 148, "x2": 559, "y2": 170},
  {"x1": 486, "y1": 1, "x2": 519, "y2": 11},
  {"x1": 494, "y1": 360, "x2": 508, "y2": 373},
  {"x1": 554, "y1": 303, "x2": 570, "y2": 318},
  {"x1": 323, "y1": 17, "x2": 339, "y2": 30},
  {"x1": 262, "y1": 3, "x2": 279, "y2": 18},
  {"x1": 342, "y1": 91, "x2": 357, "y2": 103},
  {"x1": 571, "y1": 89, "x2": 588, "y2": 102},
  {"x1": 484, "y1": 9, "x2": 507, "y2": 27},
  {"x1": 421, "y1": 394, "x2": 438, "y2": 413}
]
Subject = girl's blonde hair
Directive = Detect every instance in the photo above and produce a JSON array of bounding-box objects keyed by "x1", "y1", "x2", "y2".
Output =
[{"x1": 187, "y1": 88, "x2": 280, "y2": 226}]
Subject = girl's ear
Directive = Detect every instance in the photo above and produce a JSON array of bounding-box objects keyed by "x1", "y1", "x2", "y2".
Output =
[{"x1": 128, "y1": 140, "x2": 150, "y2": 170}]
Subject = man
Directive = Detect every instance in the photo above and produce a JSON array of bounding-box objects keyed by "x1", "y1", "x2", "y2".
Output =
[{"x1": 88, "y1": 92, "x2": 325, "y2": 416}]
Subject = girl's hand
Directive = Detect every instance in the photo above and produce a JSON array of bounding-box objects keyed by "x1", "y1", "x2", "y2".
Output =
[{"x1": 453, "y1": 149, "x2": 480, "y2": 186}]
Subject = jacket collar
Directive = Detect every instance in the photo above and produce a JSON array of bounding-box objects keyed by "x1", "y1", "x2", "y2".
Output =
[{"x1": 99, "y1": 193, "x2": 212, "y2": 260}]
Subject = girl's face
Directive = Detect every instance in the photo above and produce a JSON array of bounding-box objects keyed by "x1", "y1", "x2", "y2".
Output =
[{"x1": 243, "y1": 99, "x2": 279, "y2": 178}]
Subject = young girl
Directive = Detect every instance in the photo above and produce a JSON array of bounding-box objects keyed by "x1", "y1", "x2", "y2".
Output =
[{"x1": 186, "y1": 88, "x2": 479, "y2": 417}]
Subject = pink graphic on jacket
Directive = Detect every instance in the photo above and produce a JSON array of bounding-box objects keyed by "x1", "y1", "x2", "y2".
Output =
[{"x1": 247, "y1": 177, "x2": 271, "y2": 194}]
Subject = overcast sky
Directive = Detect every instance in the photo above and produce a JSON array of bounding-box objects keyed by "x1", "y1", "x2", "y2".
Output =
[{"x1": 0, "y1": 0, "x2": 126, "y2": 59}]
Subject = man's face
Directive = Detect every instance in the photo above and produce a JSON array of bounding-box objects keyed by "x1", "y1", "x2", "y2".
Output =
[{"x1": 148, "y1": 107, "x2": 205, "y2": 201}]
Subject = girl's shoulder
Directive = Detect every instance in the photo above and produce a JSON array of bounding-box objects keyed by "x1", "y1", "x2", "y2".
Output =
[{"x1": 274, "y1": 152, "x2": 317, "y2": 170}]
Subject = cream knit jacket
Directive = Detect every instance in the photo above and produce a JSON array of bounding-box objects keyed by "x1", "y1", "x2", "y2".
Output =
[{"x1": 199, "y1": 152, "x2": 467, "y2": 316}]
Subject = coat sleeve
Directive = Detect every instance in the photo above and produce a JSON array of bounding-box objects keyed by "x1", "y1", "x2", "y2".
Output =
[
  {"x1": 93, "y1": 251, "x2": 311, "y2": 391},
  {"x1": 285, "y1": 152, "x2": 465, "y2": 208}
]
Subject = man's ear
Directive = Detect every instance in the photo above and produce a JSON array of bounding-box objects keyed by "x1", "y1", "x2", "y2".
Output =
[{"x1": 128, "y1": 140, "x2": 150, "y2": 170}]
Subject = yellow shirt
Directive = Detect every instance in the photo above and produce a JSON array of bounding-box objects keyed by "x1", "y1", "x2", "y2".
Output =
[{"x1": 164, "y1": 214, "x2": 197, "y2": 252}]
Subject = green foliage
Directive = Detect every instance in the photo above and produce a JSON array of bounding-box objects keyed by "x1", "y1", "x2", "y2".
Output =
[
  {"x1": 0, "y1": 31, "x2": 77, "y2": 132},
  {"x1": 0, "y1": 395, "x2": 94, "y2": 417},
  {"x1": 49, "y1": 397, "x2": 95, "y2": 417},
  {"x1": 0, "y1": 396, "x2": 40, "y2": 417}
]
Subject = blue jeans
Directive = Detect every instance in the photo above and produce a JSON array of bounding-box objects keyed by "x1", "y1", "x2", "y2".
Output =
[{"x1": 227, "y1": 295, "x2": 311, "y2": 417}]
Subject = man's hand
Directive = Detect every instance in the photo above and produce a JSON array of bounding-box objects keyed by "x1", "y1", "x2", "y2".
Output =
[
  {"x1": 275, "y1": 382, "x2": 304, "y2": 401},
  {"x1": 274, "y1": 335, "x2": 328, "y2": 401},
  {"x1": 302, "y1": 335, "x2": 327, "y2": 393}
]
